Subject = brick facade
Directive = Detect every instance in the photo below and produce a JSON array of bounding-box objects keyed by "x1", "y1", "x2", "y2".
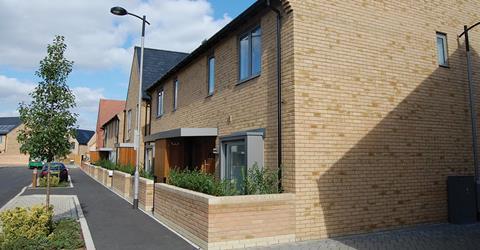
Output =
[
  {"x1": 154, "y1": 183, "x2": 295, "y2": 249},
  {"x1": 0, "y1": 124, "x2": 29, "y2": 165},
  {"x1": 147, "y1": 0, "x2": 480, "y2": 243}
]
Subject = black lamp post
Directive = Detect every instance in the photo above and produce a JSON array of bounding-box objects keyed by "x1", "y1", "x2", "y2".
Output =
[
  {"x1": 111, "y1": 6, "x2": 150, "y2": 209},
  {"x1": 459, "y1": 22, "x2": 480, "y2": 213}
]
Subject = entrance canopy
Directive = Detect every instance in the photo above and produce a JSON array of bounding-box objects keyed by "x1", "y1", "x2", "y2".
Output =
[{"x1": 144, "y1": 128, "x2": 218, "y2": 142}]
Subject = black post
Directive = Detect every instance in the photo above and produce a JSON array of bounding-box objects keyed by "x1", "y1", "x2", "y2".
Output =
[{"x1": 461, "y1": 24, "x2": 480, "y2": 215}]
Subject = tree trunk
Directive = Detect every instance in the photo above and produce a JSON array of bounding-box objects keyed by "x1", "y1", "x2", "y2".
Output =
[{"x1": 46, "y1": 162, "x2": 51, "y2": 208}]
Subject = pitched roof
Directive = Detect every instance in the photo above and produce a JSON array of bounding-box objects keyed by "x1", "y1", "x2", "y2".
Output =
[
  {"x1": 134, "y1": 47, "x2": 188, "y2": 100},
  {"x1": 147, "y1": 0, "x2": 275, "y2": 92},
  {"x1": 0, "y1": 117, "x2": 22, "y2": 135},
  {"x1": 95, "y1": 99, "x2": 126, "y2": 148},
  {"x1": 76, "y1": 129, "x2": 95, "y2": 145}
]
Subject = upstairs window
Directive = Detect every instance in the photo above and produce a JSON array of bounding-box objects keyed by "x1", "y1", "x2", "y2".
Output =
[
  {"x1": 173, "y1": 80, "x2": 179, "y2": 110},
  {"x1": 157, "y1": 89, "x2": 164, "y2": 117},
  {"x1": 208, "y1": 57, "x2": 215, "y2": 95},
  {"x1": 239, "y1": 26, "x2": 262, "y2": 81},
  {"x1": 436, "y1": 32, "x2": 448, "y2": 67}
]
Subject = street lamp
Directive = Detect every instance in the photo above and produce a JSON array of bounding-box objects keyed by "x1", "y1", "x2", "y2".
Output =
[
  {"x1": 459, "y1": 22, "x2": 480, "y2": 212},
  {"x1": 111, "y1": 6, "x2": 150, "y2": 209}
]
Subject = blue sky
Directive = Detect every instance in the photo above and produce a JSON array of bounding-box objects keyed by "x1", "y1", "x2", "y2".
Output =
[{"x1": 0, "y1": 0, "x2": 256, "y2": 130}]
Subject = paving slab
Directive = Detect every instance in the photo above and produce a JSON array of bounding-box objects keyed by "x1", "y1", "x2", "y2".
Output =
[{"x1": 0, "y1": 194, "x2": 77, "y2": 221}]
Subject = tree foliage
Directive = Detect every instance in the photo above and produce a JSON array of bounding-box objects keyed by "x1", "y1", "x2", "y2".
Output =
[{"x1": 17, "y1": 36, "x2": 77, "y2": 162}]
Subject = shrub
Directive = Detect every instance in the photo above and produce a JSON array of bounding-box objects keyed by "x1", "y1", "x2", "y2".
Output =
[
  {"x1": 140, "y1": 168, "x2": 154, "y2": 180},
  {"x1": 168, "y1": 169, "x2": 238, "y2": 196},
  {"x1": 0, "y1": 206, "x2": 53, "y2": 245},
  {"x1": 0, "y1": 207, "x2": 84, "y2": 250},
  {"x1": 94, "y1": 159, "x2": 116, "y2": 170},
  {"x1": 39, "y1": 175, "x2": 60, "y2": 187},
  {"x1": 48, "y1": 218, "x2": 84, "y2": 249},
  {"x1": 115, "y1": 164, "x2": 135, "y2": 175},
  {"x1": 243, "y1": 164, "x2": 279, "y2": 195}
]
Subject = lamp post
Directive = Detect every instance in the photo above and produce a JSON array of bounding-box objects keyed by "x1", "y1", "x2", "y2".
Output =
[
  {"x1": 459, "y1": 22, "x2": 480, "y2": 212},
  {"x1": 111, "y1": 6, "x2": 150, "y2": 209}
]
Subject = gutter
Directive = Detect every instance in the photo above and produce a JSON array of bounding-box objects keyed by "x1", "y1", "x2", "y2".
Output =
[{"x1": 267, "y1": 0, "x2": 283, "y2": 191}]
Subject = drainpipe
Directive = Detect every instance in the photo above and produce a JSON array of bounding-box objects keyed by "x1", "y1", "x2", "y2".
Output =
[{"x1": 267, "y1": 0, "x2": 283, "y2": 191}]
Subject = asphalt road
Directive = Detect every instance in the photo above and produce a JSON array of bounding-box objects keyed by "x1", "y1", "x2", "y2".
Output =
[
  {"x1": 23, "y1": 167, "x2": 195, "y2": 250},
  {"x1": 0, "y1": 166, "x2": 31, "y2": 207}
]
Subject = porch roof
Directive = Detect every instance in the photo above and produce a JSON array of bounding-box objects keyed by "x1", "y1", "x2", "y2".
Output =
[{"x1": 144, "y1": 128, "x2": 218, "y2": 142}]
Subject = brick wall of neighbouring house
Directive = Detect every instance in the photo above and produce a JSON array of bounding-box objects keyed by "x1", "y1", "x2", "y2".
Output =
[
  {"x1": 153, "y1": 183, "x2": 295, "y2": 249},
  {"x1": 288, "y1": 0, "x2": 480, "y2": 240},
  {"x1": 112, "y1": 171, "x2": 131, "y2": 198},
  {"x1": 149, "y1": 6, "x2": 296, "y2": 180},
  {"x1": 124, "y1": 55, "x2": 147, "y2": 168},
  {"x1": 0, "y1": 125, "x2": 29, "y2": 165}
]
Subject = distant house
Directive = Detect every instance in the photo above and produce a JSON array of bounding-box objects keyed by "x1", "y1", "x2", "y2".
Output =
[
  {"x1": 123, "y1": 47, "x2": 187, "y2": 172},
  {"x1": 65, "y1": 129, "x2": 95, "y2": 164},
  {"x1": 0, "y1": 117, "x2": 28, "y2": 165},
  {"x1": 92, "y1": 99, "x2": 126, "y2": 162}
]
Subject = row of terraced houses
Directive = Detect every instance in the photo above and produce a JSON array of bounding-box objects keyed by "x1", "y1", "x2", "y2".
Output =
[{"x1": 89, "y1": 0, "x2": 480, "y2": 248}]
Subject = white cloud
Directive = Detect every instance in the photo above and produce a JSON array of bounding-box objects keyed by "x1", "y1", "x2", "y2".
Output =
[
  {"x1": 0, "y1": 0, "x2": 231, "y2": 71},
  {"x1": 0, "y1": 75, "x2": 103, "y2": 130}
]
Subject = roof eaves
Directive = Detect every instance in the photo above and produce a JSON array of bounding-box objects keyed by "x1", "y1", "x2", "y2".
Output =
[{"x1": 146, "y1": 0, "x2": 267, "y2": 93}]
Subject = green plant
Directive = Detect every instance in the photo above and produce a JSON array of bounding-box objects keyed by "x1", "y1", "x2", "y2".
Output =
[
  {"x1": 115, "y1": 164, "x2": 135, "y2": 175},
  {"x1": 140, "y1": 168, "x2": 154, "y2": 180},
  {"x1": 168, "y1": 169, "x2": 238, "y2": 196},
  {"x1": 93, "y1": 159, "x2": 116, "y2": 170},
  {"x1": 0, "y1": 206, "x2": 53, "y2": 246},
  {"x1": 39, "y1": 175, "x2": 60, "y2": 187},
  {"x1": 243, "y1": 163, "x2": 279, "y2": 195},
  {"x1": 48, "y1": 218, "x2": 84, "y2": 249}
]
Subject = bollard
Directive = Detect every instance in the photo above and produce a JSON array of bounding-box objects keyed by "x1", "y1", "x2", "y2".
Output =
[{"x1": 32, "y1": 168, "x2": 38, "y2": 187}]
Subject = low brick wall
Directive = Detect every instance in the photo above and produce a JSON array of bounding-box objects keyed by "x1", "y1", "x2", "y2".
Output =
[
  {"x1": 93, "y1": 166, "x2": 100, "y2": 180},
  {"x1": 154, "y1": 184, "x2": 295, "y2": 249},
  {"x1": 112, "y1": 171, "x2": 131, "y2": 198},
  {"x1": 129, "y1": 177, "x2": 154, "y2": 211},
  {"x1": 101, "y1": 168, "x2": 112, "y2": 187}
]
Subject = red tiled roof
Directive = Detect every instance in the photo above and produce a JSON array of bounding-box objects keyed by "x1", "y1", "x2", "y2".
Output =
[{"x1": 96, "y1": 99, "x2": 125, "y2": 148}]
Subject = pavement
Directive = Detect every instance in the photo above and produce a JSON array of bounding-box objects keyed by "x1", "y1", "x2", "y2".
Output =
[
  {"x1": 22, "y1": 166, "x2": 195, "y2": 250},
  {"x1": 0, "y1": 194, "x2": 78, "y2": 221},
  {"x1": 3, "y1": 166, "x2": 480, "y2": 250}
]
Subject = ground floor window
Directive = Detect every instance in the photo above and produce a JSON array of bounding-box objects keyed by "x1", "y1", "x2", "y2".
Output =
[{"x1": 220, "y1": 129, "x2": 264, "y2": 187}]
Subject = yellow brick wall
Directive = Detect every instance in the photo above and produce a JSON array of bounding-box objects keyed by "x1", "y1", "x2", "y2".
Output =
[
  {"x1": 0, "y1": 125, "x2": 29, "y2": 165},
  {"x1": 288, "y1": 0, "x2": 480, "y2": 240},
  {"x1": 125, "y1": 53, "x2": 147, "y2": 168},
  {"x1": 112, "y1": 171, "x2": 131, "y2": 197},
  {"x1": 149, "y1": 8, "x2": 296, "y2": 178},
  {"x1": 154, "y1": 183, "x2": 295, "y2": 249}
]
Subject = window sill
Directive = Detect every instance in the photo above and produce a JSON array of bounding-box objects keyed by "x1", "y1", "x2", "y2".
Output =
[
  {"x1": 206, "y1": 92, "x2": 214, "y2": 98},
  {"x1": 439, "y1": 64, "x2": 449, "y2": 69},
  {"x1": 155, "y1": 114, "x2": 164, "y2": 120},
  {"x1": 237, "y1": 74, "x2": 260, "y2": 85}
]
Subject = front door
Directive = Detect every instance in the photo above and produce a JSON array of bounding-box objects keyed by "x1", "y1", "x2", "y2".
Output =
[{"x1": 224, "y1": 140, "x2": 246, "y2": 189}]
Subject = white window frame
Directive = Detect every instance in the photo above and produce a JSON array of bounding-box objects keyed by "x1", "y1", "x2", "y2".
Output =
[
  {"x1": 157, "y1": 89, "x2": 164, "y2": 117},
  {"x1": 436, "y1": 32, "x2": 448, "y2": 67}
]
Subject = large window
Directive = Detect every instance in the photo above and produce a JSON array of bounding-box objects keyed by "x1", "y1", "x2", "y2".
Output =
[
  {"x1": 173, "y1": 80, "x2": 179, "y2": 110},
  {"x1": 436, "y1": 32, "x2": 448, "y2": 67},
  {"x1": 208, "y1": 57, "x2": 215, "y2": 95},
  {"x1": 157, "y1": 89, "x2": 164, "y2": 117},
  {"x1": 126, "y1": 109, "x2": 132, "y2": 140},
  {"x1": 239, "y1": 26, "x2": 262, "y2": 81}
]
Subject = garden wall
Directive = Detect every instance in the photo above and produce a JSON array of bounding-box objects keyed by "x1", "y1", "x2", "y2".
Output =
[
  {"x1": 153, "y1": 183, "x2": 295, "y2": 249},
  {"x1": 112, "y1": 171, "x2": 131, "y2": 198}
]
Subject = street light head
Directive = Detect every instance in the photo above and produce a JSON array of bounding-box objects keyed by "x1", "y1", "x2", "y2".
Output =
[{"x1": 110, "y1": 6, "x2": 128, "y2": 16}]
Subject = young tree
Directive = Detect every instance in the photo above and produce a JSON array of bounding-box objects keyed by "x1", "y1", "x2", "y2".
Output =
[{"x1": 18, "y1": 36, "x2": 77, "y2": 207}]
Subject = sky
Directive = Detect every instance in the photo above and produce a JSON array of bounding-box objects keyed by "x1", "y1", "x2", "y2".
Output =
[{"x1": 0, "y1": 0, "x2": 256, "y2": 131}]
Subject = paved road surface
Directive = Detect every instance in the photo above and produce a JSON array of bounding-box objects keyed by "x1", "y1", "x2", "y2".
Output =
[
  {"x1": 0, "y1": 166, "x2": 31, "y2": 207},
  {"x1": 23, "y1": 167, "x2": 195, "y2": 250}
]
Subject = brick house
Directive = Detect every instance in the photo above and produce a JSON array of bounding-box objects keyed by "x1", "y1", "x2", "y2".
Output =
[
  {"x1": 145, "y1": 0, "x2": 480, "y2": 242},
  {"x1": 123, "y1": 47, "x2": 187, "y2": 171},
  {"x1": 65, "y1": 129, "x2": 95, "y2": 164},
  {"x1": 93, "y1": 99, "x2": 126, "y2": 162},
  {"x1": 0, "y1": 117, "x2": 29, "y2": 165}
]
